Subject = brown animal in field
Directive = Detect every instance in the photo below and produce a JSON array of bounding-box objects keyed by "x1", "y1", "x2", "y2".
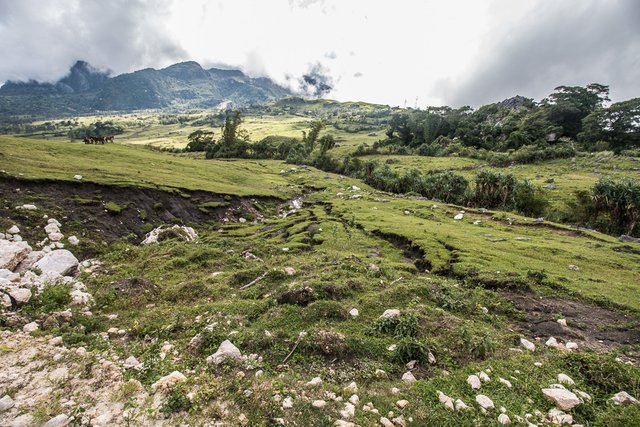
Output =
[
  {"x1": 91, "y1": 136, "x2": 106, "y2": 144},
  {"x1": 105, "y1": 135, "x2": 114, "y2": 143},
  {"x1": 83, "y1": 136, "x2": 92, "y2": 144}
]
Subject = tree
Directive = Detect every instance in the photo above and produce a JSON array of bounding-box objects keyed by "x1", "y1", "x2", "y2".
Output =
[
  {"x1": 544, "y1": 84, "x2": 610, "y2": 139},
  {"x1": 302, "y1": 121, "x2": 324, "y2": 154},
  {"x1": 580, "y1": 98, "x2": 640, "y2": 151},
  {"x1": 206, "y1": 110, "x2": 249, "y2": 158},
  {"x1": 185, "y1": 129, "x2": 214, "y2": 152}
]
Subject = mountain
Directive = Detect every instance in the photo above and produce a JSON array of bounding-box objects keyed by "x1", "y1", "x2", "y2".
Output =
[{"x1": 0, "y1": 61, "x2": 293, "y2": 117}]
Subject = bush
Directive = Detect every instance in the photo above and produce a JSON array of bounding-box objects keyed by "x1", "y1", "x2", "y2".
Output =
[
  {"x1": 372, "y1": 312, "x2": 419, "y2": 338},
  {"x1": 592, "y1": 178, "x2": 640, "y2": 236}
]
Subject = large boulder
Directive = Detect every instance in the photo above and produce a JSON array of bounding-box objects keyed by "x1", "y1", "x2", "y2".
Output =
[
  {"x1": 34, "y1": 250, "x2": 79, "y2": 280},
  {"x1": 542, "y1": 388, "x2": 581, "y2": 410},
  {"x1": 0, "y1": 240, "x2": 32, "y2": 270},
  {"x1": 207, "y1": 340, "x2": 242, "y2": 364},
  {"x1": 14, "y1": 250, "x2": 45, "y2": 273}
]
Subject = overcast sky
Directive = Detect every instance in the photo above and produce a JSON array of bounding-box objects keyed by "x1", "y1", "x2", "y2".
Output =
[{"x1": 0, "y1": 0, "x2": 638, "y2": 107}]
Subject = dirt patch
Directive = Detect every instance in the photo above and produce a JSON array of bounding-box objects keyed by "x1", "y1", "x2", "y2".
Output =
[
  {"x1": 112, "y1": 277, "x2": 159, "y2": 296},
  {"x1": 371, "y1": 230, "x2": 432, "y2": 272},
  {"x1": 0, "y1": 176, "x2": 279, "y2": 254},
  {"x1": 505, "y1": 291, "x2": 640, "y2": 351}
]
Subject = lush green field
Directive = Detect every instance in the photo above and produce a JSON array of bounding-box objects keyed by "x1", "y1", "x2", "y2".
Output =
[{"x1": 0, "y1": 136, "x2": 295, "y2": 197}]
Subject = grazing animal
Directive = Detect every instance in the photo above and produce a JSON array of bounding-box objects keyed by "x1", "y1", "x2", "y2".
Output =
[
  {"x1": 105, "y1": 135, "x2": 114, "y2": 143},
  {"x1": 91, "y1": 136, "x2": 106, "y2": 144},
  {"x1": 83, "y1": 136, "x2": 92, "y2": 144}
]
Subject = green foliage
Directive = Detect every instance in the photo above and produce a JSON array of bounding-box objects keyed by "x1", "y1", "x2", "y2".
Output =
[
  {"x1": 206, "y1": 110, "x2": 249, "y2": 159},
  {"x1": 372, "y1": 312, "x2": 419, "y2": 338},
  {"x1": 104, "y1": 201, "x2": 124, "y2": 214},
  {"x1": 23, "y1": 283, "x2": 72, "y2": 315},
  {"x1": 160, "y1": 384, "x2": 192, "y2": 415},
  {"x1": 392, "y1": 338, "x2": 431, "y2": 364},
  {"x1": 592, "y1": 178, "x2": 640, "y2": 235},
  {"x1": 580, "y1": 98, "x2": 640, "y2": 152},
  {"x1": 185, "y1": 129, "x2": 215, "y2": 152},
  {"x1": 68, "y1": 120, "x2": 124, "y2": 139}
]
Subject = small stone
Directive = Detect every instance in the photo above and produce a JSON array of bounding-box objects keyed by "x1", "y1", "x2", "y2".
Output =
[
  {"x1": 568, "y1": 264, "x2": 579, "y2": 271},
  {"x1": 151, "y1": 371, "x2": 187, "y2": 391},
  {"x1": 207, "y1": 340, "x2": 242, "y2": 364},
  {"x1": 391, "y1": 387, "x2": 400, "y2": 395},
  {"x1": 401, "y1": 371, "x2": 416, "y2": 383},
  {"x1": 467, "y1": 374, "x2": 481, "y2": 389},
  {"x1": 479, "y1": 371, "x2": 491, "y2": 382},
  {"x1": 545, "y1": 337, "x2": 559, "y2": 348},
  {"x1": 282, "y1": 396, "x2": 294, "y2": 409},
  {"x1": 520, "y1": 338, "x2": 536, "y2": 352},
  {"x1": 0, "y1": 394, "x2": 14, "y2": 412},
  {"x1": 497, "y1": 414, "x2": 511, "y2": 425},
  {"x1": 7, "y1": 225, "x2": 20, "y2": 235},
  {"x1": 43, "y1": 414, "x2": 70, "y2": 427},
  {"x1": 476, "y1": 394, "x2": 494, "y2": 410},
  {"x1": 349, "y1": 308, "x2": 359, "y2": 317},
  {"x1": 557, "y1": 374, "x2": 575, "y2": 385},
  {"x1": 74, "y1": 175, "x2": 82, "y2": 180},
  {"x1": 396, "y1": 399, "x2": 409, "y2": 409},
  {"x1": 123, "y1": 356, "x2": 142, "y2": 369},
  {"x1": 375, "y1": 369, "x2": 387, "y2": 377},
  {"x1": 454, "y1": 213, "x2": 464, "y2": 220},
  {"x1": 284, "y1": 267, "x2": 296, "y2": 275},
  {"x1": 406, "y1": 360, "x2": 417, "y2": 369},
  {"x1": 380, "y1": 309, "x2": 400, "y2": 318},
  {"x1": 534, "y1": 362, "x2": 543, "y2": 367},
  {"x1": 312, "y1": 400, "x2": 327, "y2": 409},
  {"x1": 345, "y1": 381, "x2": 358, "y2": 393},
  {"x1": 340, "y1": 402, "x2": 355, "y2": 419},
  {"x1": 557, "y1": 318, "x2": 567, "y2": 327},
  {"x1": 428, "y1": 351, "x2": 436, "y2": 365},
  {"x1": 610, "y1": 391, "x2": 639, "y2": 405},
  {"x1": 499, "y1": 377, "x2": 512, "y2": 388},
  {"x1": 455, "y1": 399, "x2": 470, "y2": 412},
  {"x1": 438, "y1": 392, "x2": 454, "y2": 411},
  {"x1": 23, "y1": 321, "x2": 39, "y2": 333},
  {"x1": 306, "y1": 377, "x2": 322, "y2": 386},
  {"x1": 67, "y1": 236, "x2": 79, "y2": 246},
  {"x1": 565, "y1": 342, "x2": 578, "y2": 350}
]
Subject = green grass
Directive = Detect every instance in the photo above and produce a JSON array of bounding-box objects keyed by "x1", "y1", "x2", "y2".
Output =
[{"x1": 0, "y1": 136, "x2": 296, "y2": 198}]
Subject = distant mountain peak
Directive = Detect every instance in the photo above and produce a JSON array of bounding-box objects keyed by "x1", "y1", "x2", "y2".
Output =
[{"x1": 0, "y1": 59, "x2": 293, "y2": 116}]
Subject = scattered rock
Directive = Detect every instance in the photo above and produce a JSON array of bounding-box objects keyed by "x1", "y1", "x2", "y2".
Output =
[
  {"x1": 438, "y1": 392, "x2": 454, "y2": 411},
  {"x1": 567, "y1": 264, "x2": 579, "y2": 271},
  {"x1": 23, "y1": 321, "x2": 39, "y2": 333},
  {"x1": 542, "y1": 388, "x2": 581, "y2": 410},
  {"x1": 0, "y1": 394, "x2": 14, "y2": 412},
  {"x1": 557, "y1": 318, "x2": 567, "y2": 327},
  {"x1": 207, "y1": 340, "x2": 242, "y2": 364},
  {"x1": 380, "y1": 309, "x2": 401, "y2": 318},
  {"x1": 467, "y1": 374, "x2": 482, "y2": 389},
  {"x1": 455, "y1": 399, "x2": 470, "y2": 412},
  {"x1": 340, "y1": 402, "x2": 355, "y2": 419},
  {"x1": 74, "y1": 175, "x2": 83, "y2": 180},
  {"x1": 545, "y1": 337, "x2": 559, "y2": 348},
  {"x1": 610, "y1": 391, "x2": 639, "y2": 405},
  {"x1": 520, "y1": 338, "x2": 536, "y2": 352},
  {"x1": 8, "y1": 288, "x2": 31, "y2": 307},
  {"x1": 141, "y1": 225, "x2": 198, "y2": 244},
  {"x1": 123, "y1": 356, "x2": 143, "y2": 369},
  {"x1": 284, "y1": 267, "x2": 296, "y2": 275},
  {"x1": 380, "y1": 417, "x2": 394, "y2": 427},
  {"x1": 497, "y1": 413, "x2": 511, "y2": 425},
  {"x1": 7, "y1": 226, "x2": 20, "y2": 235},
  {"x1": 0, "y1": 240, "x2": 32, "y2": 270},
  {"x1": 34, "y1": 250, "x2": 79, "y2": 280},
  {"x1": 454, "y1": 213, "x2": 464, "y2": 221},
  {"x1": 43, "y1": 414, "x2": 71, "y2": 427},
  {"x1": 67, "y1": 236, "x2": 79, "y2": 246},
  {"x1": 312, "y1": 400, "x2": 327, "y2": 409},
  {"x1": 150, "y1": 371, "x2": 187, "y2": 393},
  {"x1": 401, "y1": 371, "x2": 416, "y2": 383},
  {"x1": 475, "y1": 395, "x2": 494, "y2": 410},
  {"x1": 349, "y1": 308, "x2": 359, "y2": 317},
  {"x1": 565, "y1": 342, "x2": 578, "y2": 350},
  {"x1": 306, "y1": 377, "x2": 322, "y2": 387},
  {"x1": 557, "y1": 374, "x2": 575, "y2": 385},
  {"x1": 499, "y1": 377, "x2": 512, "y2": 388},
  {"x1": 428, "y1": 351, "x2": 436, "y2": 365},
  {"x1": 396, "y1": 399, "x2": 409, "y2": 409},
  {"x1": 282, "y1": 396, "x2": 294, "y2": 409}
]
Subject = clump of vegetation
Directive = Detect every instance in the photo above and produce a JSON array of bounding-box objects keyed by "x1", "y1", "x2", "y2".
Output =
[{"x1": 104, "y1": 201, "x2": 125, "y2": 214}]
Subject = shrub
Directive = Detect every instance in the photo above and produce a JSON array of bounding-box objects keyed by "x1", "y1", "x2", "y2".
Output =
[{"x1": 372, "y1": 312, "x2": 419, "y2": 338}]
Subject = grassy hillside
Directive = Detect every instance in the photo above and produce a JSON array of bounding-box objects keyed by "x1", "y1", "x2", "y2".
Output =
[{"x1": 0, "y1": 136, "x2": 294, "y2": 198}]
